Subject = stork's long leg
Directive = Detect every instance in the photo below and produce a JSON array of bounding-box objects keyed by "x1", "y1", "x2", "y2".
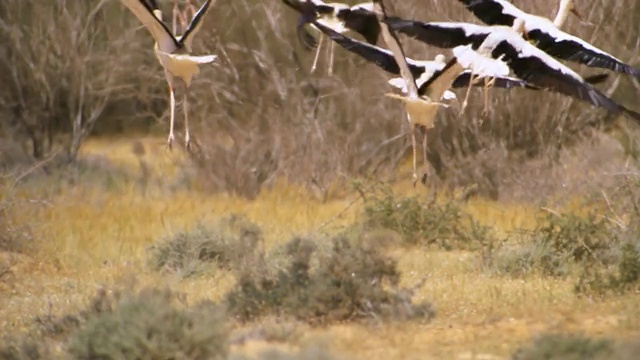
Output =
[
  {"x1": 481, "y1": 77, "x2": 496, "y2": 120},
  {"x1": 459, "y1": 73, "x2": 480, "y2": 117},
  {"x1": 172, "y1": 0, "x2": 181, "y2": 34},
  {"x1": 328, "y1": 41, "x2": 335, "y2": 76},
  {"x1": 421, "y1": 128, "x2": 429, "y2": 184},
  {"x1": 311, "y1": 34, "x2": 324, "y2": 74},
  {"x1": 185, "y1": 0, "x2": 198, "y2": 19},
  {"x1": 406, "y1": 114, "x2": 418, "y2": 186},
  {"x1": 168, "y1": 84, "x2": 176, "y2": 149},
  {"x1": 183, "y1": 90, "x2": 190, "y2": 148}
]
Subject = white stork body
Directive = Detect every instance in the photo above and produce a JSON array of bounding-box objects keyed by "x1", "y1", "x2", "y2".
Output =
[
  {"x1": 455, "y1": 0, "x2": 640, "y2": 78},
  {"x1": 121, "y1": 0, "x2": 216, "y2": 148}
]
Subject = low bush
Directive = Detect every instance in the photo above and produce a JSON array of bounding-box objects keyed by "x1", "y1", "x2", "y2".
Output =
[
  {"x1": 149, "y1": 214, "x2": 263, "y2": 277},
  {"x1": 512, "y1": 333, "x2": 615, "y2": 360},
  {"x1": 358, "y1": 182, "x2": 493, "y2": 250},
  {"x1": 226, "y1": 234, "x2": 434, "y2": 324},
  {"x1": 489, "y1": 212, "x2": 616, "y2": 277},
  {"x1": 575, "y1": 240, "x2": 640, "y2": 295},
  {"x1": 67, "y1": 288, "x2": 228, "y2": 360}
]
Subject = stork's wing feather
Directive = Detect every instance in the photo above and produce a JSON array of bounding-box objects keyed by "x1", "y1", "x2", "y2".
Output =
[
  {"x1": 456, "y1": 0, "x2": 518, "y2": 26},
  {"x1": 528, "y1": 29, "x2": 640, "y2": 78},
  {"x1": 451, "y1": 71, "x2": 531, "y2": 89},
  {"x1": 373, "y1": 2, "x2": 420, "y2": 98},
  {"x1": 180, "y1": 0, "x2": 214, "y2": 49},
  {"x1": 383, "y1": 17, "x2": 488, "y2": 49},
  {"x1": 121, "y1": 0, "x2": 179, "y2": 52},
  {"x1": 338, "y1": 7, "x2": 381, "y2": 45},
  {"x1": 312, "y1": 21, "x2": 424, "y2": 79},
  {"x1": 491, "y1": 40, "x2": 640, "y2": 123}
]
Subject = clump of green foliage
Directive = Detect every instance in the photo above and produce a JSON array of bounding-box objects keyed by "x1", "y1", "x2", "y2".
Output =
[
  {"x1": 490, "y1": 212, "x2": 616, "y2": 277},
  {"x1": 149, "y1": 214, "x2": 263, "y2": 277},
  {"x1": 0, "y1": 336, "x2": 54, "y2": 360},
  {"x1": 67, "y1": 287, "x2": 228, "y2": 360},
  {"x1": 226, "y1": 234, "x2": 434, "y2": 324},
  {"x1": 357, "y1": 183, "x2": 492, "y2": 250},
  {"x1": 512, "y1": 333, "x2": 614, "y2": 360},
  {"x1": 575, "y1": 240, "x2": 640, "y2": 295}
]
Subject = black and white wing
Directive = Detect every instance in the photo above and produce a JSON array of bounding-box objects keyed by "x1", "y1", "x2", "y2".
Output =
[
  {"x1": 179, "y1": 0, "x2": 214, "y2": 50},
  {"x1": 526, "y1": 25, "x2": 640, "y2": 78},
  {"x1": 310, "y1": 20, "x2": 426, "y2": 81},
  {"x1": 383, "y1": 18, "x2": 491, "y2": 49},
  {"x1": 456, "y1": 0, "x2": 521, "y2": 26},
  {"x1": 121, "y1": 0, "x2": 180, "y2": 52},
  {"x1": 484, "y1": 31, "x2": 640, "y2": 122},
  {"x1": 337, "y1": 3, "x2": 381, "y2": 45}
]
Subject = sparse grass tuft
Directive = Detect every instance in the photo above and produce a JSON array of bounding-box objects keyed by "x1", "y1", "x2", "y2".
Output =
[
  {"x1": 512, "y1": 333, "x2": 615, "y2": 360},
  {"x1": 67, "y1": 287, "x2": 228, "y2": 360},
  {"x1": 357, "y1": 183, "x2": 494, "y2": 250},
  {"x1": 226, "y1": 234, "x2": 434, "y2": 324},
  {"x1": 149, "y1": 214, "x2": 263, "y2": 278}
]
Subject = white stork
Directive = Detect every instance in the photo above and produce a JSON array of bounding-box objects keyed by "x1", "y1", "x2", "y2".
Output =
[
  {"x1": 281, "y1": 0, "x2": 380, "y2": 75},
  {"x1": 382, "y1": 18, "x2": 640, "y2": 124},
  {"x1": 455, "y1": 0, "x2": 640, "y2": 78},
  {"x1": 325, "y1": 0, "x2": 470, "y2": 184},
  {"x1": 121, "y1": 0, "x2": 216, "y2": 149}
]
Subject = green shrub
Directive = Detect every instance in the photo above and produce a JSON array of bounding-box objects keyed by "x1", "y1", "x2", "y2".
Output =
[
  {"x1": 226, "y1": 234, "x2": 434, "y2": 324},
  {"x1": 0, "y1": 337, "x2": 54, "y2": 360},
  {"x1": 68, "y1": 288, "x2": 228, "y2": 360},
  {"x1": 358, "y1": 183, "x2": 491, "y2": 250},
  {"x1": 575, "y1": 240, "x2": 640, "y2": 295},
  {"x1": 490, "y1": 212, "x2": 616, "y2": 277},
  {"x1": 149, "y1": 214, "x2": 263, "y2": 277},
  {"x1": 512, "y1": 333, "x2": 614, "y2": 360}
]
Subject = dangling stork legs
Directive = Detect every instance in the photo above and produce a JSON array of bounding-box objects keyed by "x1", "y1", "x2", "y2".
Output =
[
  {"x1": 459, "y1": 73, "x2": 481, "y2": 116},
  {"x1": 481, "y1": 77, "x2": 496, "y2": 120},
  {"x1": 410, "y1": 123, "x2": 418, "y2": 187},
  {"x1": 421, "y1": 126, "x2": 429, "y2": 185},
  {"x1": 328, "y1": 41, "x2": 335, "y2": 76},
  {"x1": 172, "y1": 0, "x2": 186, "y2": 35},
  {"x1": 168, "y1": 84, "x2": 176, "y2": 149},
  {"x1": 183, "y1": 90, "x2": 190, "y2": 148},
  {"x1": 311, "y1": 34, "x2": 324, "y2": 74}
]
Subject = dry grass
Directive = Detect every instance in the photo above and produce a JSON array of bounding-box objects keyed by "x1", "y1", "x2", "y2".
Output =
[{"x1": 2, "y1": 137, "x2": 640, "y2": 360}]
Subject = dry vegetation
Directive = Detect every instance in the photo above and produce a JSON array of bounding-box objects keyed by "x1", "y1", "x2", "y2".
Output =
[{"x1": 1, "y1": 0, "x2": 640, "y2": 359}]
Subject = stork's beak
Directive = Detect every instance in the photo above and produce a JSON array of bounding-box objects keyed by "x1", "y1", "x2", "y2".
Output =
[{"x1": 570, "y1": 7, "x2": 583, "y2": 21}]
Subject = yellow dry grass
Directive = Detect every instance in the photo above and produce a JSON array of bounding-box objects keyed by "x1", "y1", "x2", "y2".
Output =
[{"x1": 1, "y1": 136, "x2": 639, "y2": 359}]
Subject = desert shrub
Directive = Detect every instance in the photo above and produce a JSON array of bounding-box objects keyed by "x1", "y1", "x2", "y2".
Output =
[
  {"x1": 358, "y1": 183, "x2": 493, "y2": 250},
  {"x1": 575, "y1": 240, "x2": 640, "y2": 295},
  {"x1": 149, "y1": 214, "x2": 263, "y2": 277},
  {"x1": 0, "y1": 337, "x2": 55, "y2": 360},
  {"x1": 67, "y1": 287, "x2": 228, "y2": 360},
  {"x1": 226, "y1": 235, "x2": 434, "y2": 324},
  {"x1": 512, "y1": 333, "x2": 615, "y2": 360},
  {"x1": 490, "y1": 212, "x2": 616, "y2": 277}
]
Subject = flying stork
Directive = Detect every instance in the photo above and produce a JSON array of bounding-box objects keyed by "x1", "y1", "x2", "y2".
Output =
[
  {"x1": 281, "y1": 0, "x2": 380, "y2": 75},
  {"x1": 455, "y1": 0, "x2": 640, "y2": 79},
  {"x1": 121, "y1": 0, "x2": 216, "y2": 149},
  {"x1": 336, "y1": 0, "x2": 472, "y2": 184},
  {"x1": 381, "y1": 18, "x2": 640, "y2": 124}
]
